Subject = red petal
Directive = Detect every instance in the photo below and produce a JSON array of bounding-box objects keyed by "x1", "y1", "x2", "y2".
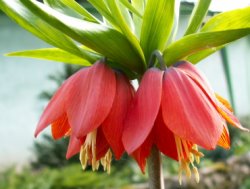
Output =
[
  {"x1": 102, "y1": 73, "x2": 134, "y2": 160},
  {"x1": 162, "y1": 68, "x2": 224, "y2": 150},
  {"x1": 122, "y1": 68, "x2": 163, "y2": 154},
  {"x1": 176, "y1": 61, "x2": 215, "y2": 98},
  {"x1": 96, "y1": 128, "x2": 110, "y2": 160},
  {"x1": 35, "y1": 74, "x2": 77, "y2": 137},
  {"x1": 66, "y1": 136, "x2": 84, "y2": 159},
  {"x1": 67, "y1": 62, "x2": 116, "y2": 138},
  {"x1": 51, "y1": 113, "x2": 71, "y2": 140},
  {"x1": 154, "y1": 110, "x2": 178, "y2": 161},
  {"x1": 132, "y1": 132, "x2": 154, "y2": 173}
]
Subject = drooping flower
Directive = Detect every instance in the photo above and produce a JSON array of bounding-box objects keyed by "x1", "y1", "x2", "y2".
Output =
[
  {"x1": 122, "y1": 61, "x2": 248, "y2": 183},
  {"x1": 35, "y1": 60, "x2": 134, "y2": 172}
]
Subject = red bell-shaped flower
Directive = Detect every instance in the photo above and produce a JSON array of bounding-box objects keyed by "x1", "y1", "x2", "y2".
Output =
[
  {"x1": 122, "y1": 61, "x2": 248, "y2": 182},
  {"x1": 35, "y1": 60, "x2": 134, "y2": 172}
]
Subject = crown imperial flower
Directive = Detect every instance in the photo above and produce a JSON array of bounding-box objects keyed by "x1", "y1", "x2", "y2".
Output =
[
  {"x1": 35, "y1": 60, "x2": 134, "y2": 172},
  {"x1": 122, "y1": 61, "x2": 248, "y2": 183}
]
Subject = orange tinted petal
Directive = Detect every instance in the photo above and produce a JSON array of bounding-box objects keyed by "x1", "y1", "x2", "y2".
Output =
[
  {"x1": 51, "y1": 113, "x2": 71, "y2": 140},
  {"x1": 217, "y1": 103, "x2": 249, "y2": 132},
  {"x1": 217, "y1": 125, "x2": 230, "y2": 150},
  {"x1": 215, "y1": 94, "x2": 233, "y2": 112},
  {"x1": 122, "y1": 68, "x2": 164, "y2": 154}
]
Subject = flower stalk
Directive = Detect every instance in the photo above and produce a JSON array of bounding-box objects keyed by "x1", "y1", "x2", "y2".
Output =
[{"x1": 147, "y1": 146, "x2": 165, "y2": 189}]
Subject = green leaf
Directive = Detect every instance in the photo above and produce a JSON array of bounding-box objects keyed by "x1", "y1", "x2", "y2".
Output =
[
  {"x1": 0, "y1": 0, "x2": 97, "y2": 61},
  {"x1": 186, "y1": 46, "x2": 224, "y2": 63},
  {"x1": 131, "y1": 0, "x2": 145, "y2": 38},
  {"x1": 184, "y1": 0, "x2": 211, "y2": 35},
  {"x1": 140, "y1": 0, "x2": 175, "y2": 63},
  {"x1": 106, "y1": 0, "x2": 146, "y2": 68},
  {"x1": 163, "y1": 29, "x2": 250, "y2": 66},
  {"x1": 185, "y1": 7, "x2": 250, "y2": 63},
  {"x1": 60, "y1": 0, "x2": 100, "y2": 23},
  {"x1": 201, "y1": 7, "x2": 250, "y2": 32},
  {"x1": 20, "y1": 0, "x2": 145, "y2": 73},
  {"x1": 168, "y1": 0, "x2": 181, "y2": 43},
  {"x1": 87, "y1": 0, "x2": 117, "y2": 27},
  {"x1": 120, "y1": 0, "x2": 142, "y2": 18},
  {"x1": 6, "y1": 48, "x2": 102, "y2": 66},
  {"x1": 44, "y1": 0, "x2": 99, "y2": 23}
]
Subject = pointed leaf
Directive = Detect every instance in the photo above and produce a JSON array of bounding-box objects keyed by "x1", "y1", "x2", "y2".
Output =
[
  {"x1": 122, "y1": 68, "x2": 163, "y2": 153},
  {"x1": 140, "y1": 0, "x2": 175, "y2": 62},
  {"x1": 131, "y1": 0, "x2": 145, "y2": 38},
  {"x1": 7, "y1": 48, "x2": 101, "y2": 66},
  {"x1": 187, "y1": 46, "x2": 224, "y2": 64},
  {"x1": 184, "y1": 0, "x2": 211, "y2": 35},
  {"x1": 106, "y1": 0, "x2": 146, "y2": 68},
  {"x1": 20, "y1": 0, "x2": 145, "y2": 73},
  {"x1": 61, "y1": 0, "x2": 100, "y2": 23},
  {"x1": 87, "y1": 0, "x2": 117, "y2": 27},
  {"x1": 0, "y1": 0, "x2": 91, "y2": 60},
  {"x1": 44, "y1": 0, "x2": 100, "y2": 23},
  {"x1": 120, "y1": 0, "x2": 142, "y2": 18},
  {"x1": 201, "y1": 7, "x2": 250, "y2": 32},
  {"x1": 163, "y1": 29, "x2": 250, "y2": 66}
]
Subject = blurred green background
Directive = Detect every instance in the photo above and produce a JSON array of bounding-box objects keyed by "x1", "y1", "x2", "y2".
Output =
[{"x1": 0, "y1": 1, "x2": 250, "y2": 189}]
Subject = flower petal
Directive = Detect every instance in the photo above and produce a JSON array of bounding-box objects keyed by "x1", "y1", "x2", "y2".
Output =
[
  {"x1": 217, "y1": 102, "x2": 249, "y2": 132},
  {"x1": 217, "y1": 125, "x2": 230, "y2": 150},
  {"x1": 51, "y1": 113, "x2": 71, "y2": 140},
  {"x1": 154, "y1": 110, "x2": 178, "y2": 161},
  {"x1": 102, "y1": 73, "x2": 134, "y2": 160},
  {"x1": 96, "y1": 128, "x2": 110, "y2": 160},
  {"x1": 122, "y1": 68, "x2": 163, "y2": 154},
  {"x1": 162, "y1": 68, "x2": 224, "y2": 150},
  {"x1": 66, "y1": 136, "x2": 84, "y2": 159},
  {"x1": 67, "y1": 62, "x2": 116, "y2": 138},
  {"x1": 132, "y1": 132, "x2": 154, "y2": 173},
  {"x1": 35, "y1": 74, "x2": 77, "y2": 137},
  {"x1": 175, "y1": 61, "x2": 215, "y2": 98}
]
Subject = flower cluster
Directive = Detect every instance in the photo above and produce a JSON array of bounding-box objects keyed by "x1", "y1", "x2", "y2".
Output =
[{"x1": 35, "y1": 59, "x2": 248, "y2": 182}]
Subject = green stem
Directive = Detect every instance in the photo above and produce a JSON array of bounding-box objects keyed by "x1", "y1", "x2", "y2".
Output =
[{"x1": 147, "y1": 146, "x2": 165, "y2": 189}]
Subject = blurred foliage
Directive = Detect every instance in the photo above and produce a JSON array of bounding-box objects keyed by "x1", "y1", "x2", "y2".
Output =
[{"x1": 0, "y1": 164, "x2": 142, "y2": 189}]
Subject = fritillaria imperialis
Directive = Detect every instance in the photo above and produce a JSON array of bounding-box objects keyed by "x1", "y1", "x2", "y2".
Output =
[
  {"x1": 35, "y1": 60, "x2": 134, "y2": 173},
  {"x1": 122, "y1": 61, "x2": 248, "y2": 183},
  {"x1": 1, "y1": 0, "x2": 250, "y2": 188}
]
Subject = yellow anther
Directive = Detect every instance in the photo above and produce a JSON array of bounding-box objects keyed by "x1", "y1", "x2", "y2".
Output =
[{"x1": 193, "y1": 166, "x2": 200, "y2": 183}]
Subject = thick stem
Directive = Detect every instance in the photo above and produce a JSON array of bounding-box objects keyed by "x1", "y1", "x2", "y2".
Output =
[{"x1": 147, "y1": 146, "x2": 165, "y2": 189}]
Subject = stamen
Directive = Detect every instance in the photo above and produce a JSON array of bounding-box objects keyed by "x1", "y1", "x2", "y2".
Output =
[
  {"x1": 193, "y1": 166, "x2": 200, "y2": 183},
  {"x1": 101, "y1": 149, "x2": 112, "y2": 174},
  {"x1": 174, "y1": 136, "x2": 202, "y2": 184},
  {"x1": 79, "y1": 130, "x2": 112, "y2": 173}
]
